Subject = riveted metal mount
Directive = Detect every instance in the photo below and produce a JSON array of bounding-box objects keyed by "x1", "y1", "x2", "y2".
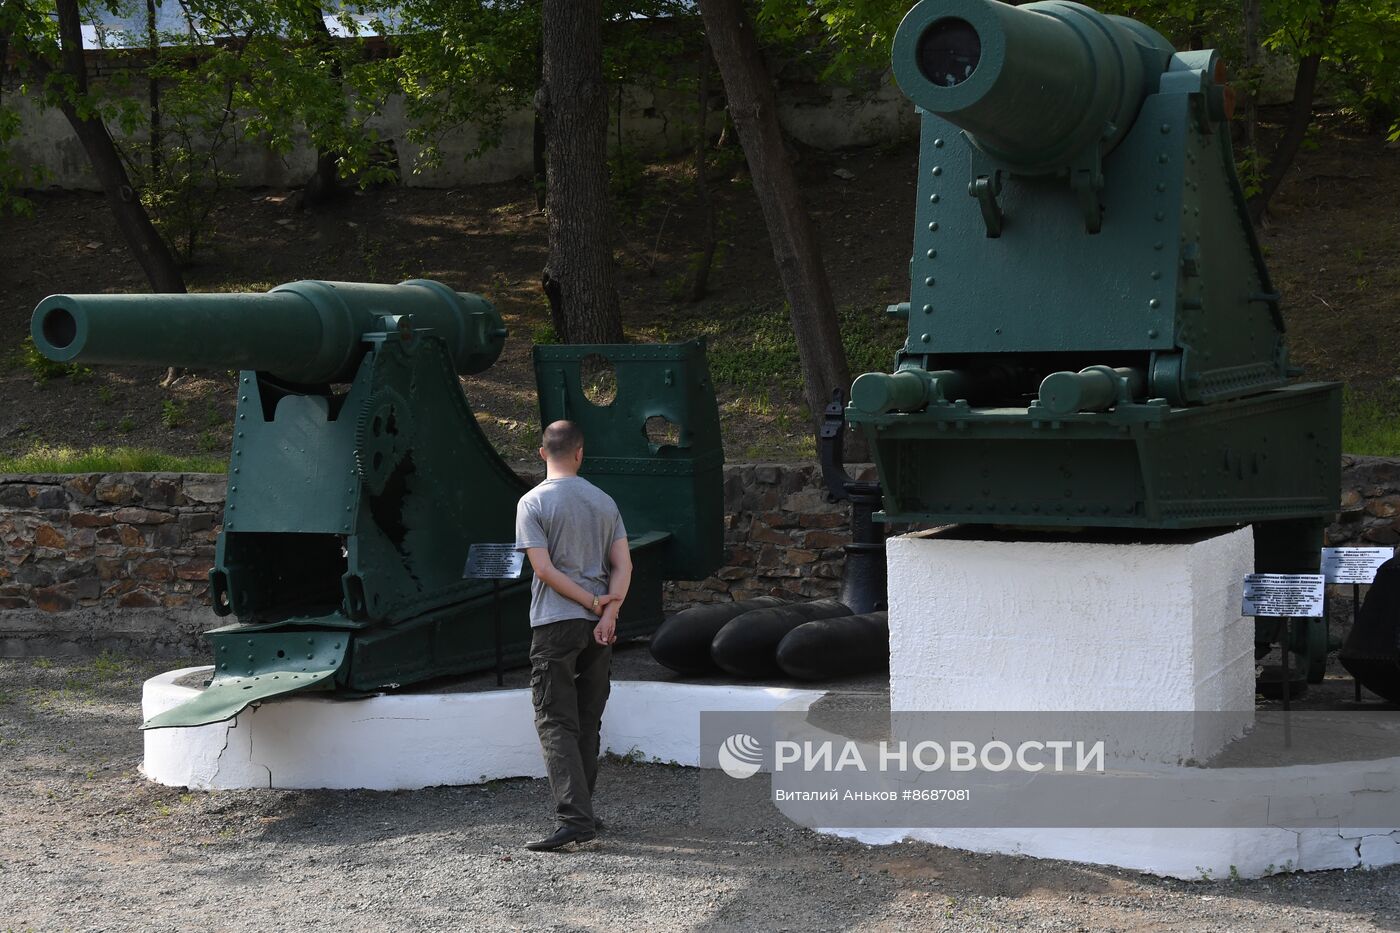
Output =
[
  {"x1": 966, "y1": 132, "x2": 1108, "y2": 237},
  {"x1": 970, "y1": 170, "x2": 1004, "y2": 238}
]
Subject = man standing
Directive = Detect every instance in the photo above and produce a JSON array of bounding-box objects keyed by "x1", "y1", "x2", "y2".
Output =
[{"x1": 515, "y1": 420, "x2": 632, "y2": 852}]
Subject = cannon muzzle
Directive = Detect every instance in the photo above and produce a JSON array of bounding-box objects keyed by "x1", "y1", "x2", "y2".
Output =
[
  {"x1": 892, "y1": 0, "x2": 1174, "y2": 173},
  {"x1": 31, "y1": 279, "x2": 506, "y2": 383}
]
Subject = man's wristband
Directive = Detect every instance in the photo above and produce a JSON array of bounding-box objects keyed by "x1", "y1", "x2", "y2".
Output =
[{"x1": 591, "y1": 595, "x2": 600, "y2": 613}]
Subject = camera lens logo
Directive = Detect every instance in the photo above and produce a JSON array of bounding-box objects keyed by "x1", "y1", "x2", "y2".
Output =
[{"x1": 718, "y1": 733, "x2": 764, "y2": 779}]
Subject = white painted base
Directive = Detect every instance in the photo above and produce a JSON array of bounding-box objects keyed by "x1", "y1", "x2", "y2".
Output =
[
  {"x1": 140, "y1": 667, "x2": 1400, "y2": 880},
  {"x1": 141, "y1": 667, "x2": 823, "y2": 791},
  {"x1": 853, "y1": 525, "x2": 1400, "y2": 878},
  {"x1": 886, "y1": 526, "x2": 1257, "y2": 763}
]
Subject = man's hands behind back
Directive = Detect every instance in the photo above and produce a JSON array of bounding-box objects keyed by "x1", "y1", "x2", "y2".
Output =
[{"x1": 594, "y1": 600, "x2": 619, "y2": 646}]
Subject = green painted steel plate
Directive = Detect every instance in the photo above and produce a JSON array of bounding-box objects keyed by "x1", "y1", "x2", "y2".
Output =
[{"x1": 143, "y1": 630, "x2": 347, "y2": 729}]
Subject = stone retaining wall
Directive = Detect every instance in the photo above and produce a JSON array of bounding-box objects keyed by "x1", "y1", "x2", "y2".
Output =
[
  {"x1": 662, "y1": 463, "x2": 875, "y2": 608},
  {"x1": 1, "y1": 458, "x2": 1394, "y2": 656},
  {"x1": 1326, "y1": 455, "x2": 1400, "y2": 546},
  {"x1": 0, "y1": 473, "x2": 226, "y2": 655},
  {"x1": 0, "y1": 465, "x2": 866, "y2": 656}
]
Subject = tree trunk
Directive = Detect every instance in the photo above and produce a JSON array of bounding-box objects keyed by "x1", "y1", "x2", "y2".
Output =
[
  {"x1": 1249, "y1": 0, "x2": 1339, "y2": 223},
  {"x1": 300, "y1": 6, "x2": 345, "y2": 209},
  {"x1": 532, "y1": 37, "x2": 547, "y2": 211},
  {"x1": 696, "y1": 0, "x2": 851, "y2": 426},
  {"x1": 54, "y1": 0, "x2": 185, "y2": 294},
  {"x1": 1250, "y1": 54, "x2": 1322, "y2": 223},
  {"x1": 533, "y1": 105, "x2": 547, "y2": 211},
  {"x1": 1241, "y1": 0, "x2": 1260, "y2": 161},
  {"x1": 146, "y1": 0, "x2": 161, "y2": 173},
  {"x1": 539, "y1": 0, "x2": 624, "y2": 345},
  {"x1": 688, "y1": 45, "x2": 718, "y2": 302}
]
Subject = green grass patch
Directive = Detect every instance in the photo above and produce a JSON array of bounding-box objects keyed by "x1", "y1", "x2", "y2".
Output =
[
  {"x1": 1343, "y1": 387, "x2": 1400, "y2": 457},
  {"x1": 195, "y1": 280, "x2": 278, "y2": 294},
  {"x1": 687, "y1": 301, "x2": 903, "y2": 396},
  {"x1": 840, "y1": 304, "x2": 904, "y2": 378},
  {"x1": 0, "y1": 445, "x2": 225, "y2": 474}
]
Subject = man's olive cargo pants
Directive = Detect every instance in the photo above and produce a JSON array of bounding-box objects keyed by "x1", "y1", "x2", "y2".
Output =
[{"x1": 530, "y1": 618, "x2": 612, "y2": 831}]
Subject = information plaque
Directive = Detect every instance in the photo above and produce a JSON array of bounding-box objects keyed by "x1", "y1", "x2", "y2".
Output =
[
  {"x1": 463, "y1": 543, "x2": 525, "y2": 581},
  {"x1": 462, "y1": 544, "x2": 525, "y2": 687},
  {"x1": 1241, "y1": 574, "x2": 1325, "y2": 618},
  {"x1": 1320, "y1": 547, "x2": 1393, "y2": 585}
]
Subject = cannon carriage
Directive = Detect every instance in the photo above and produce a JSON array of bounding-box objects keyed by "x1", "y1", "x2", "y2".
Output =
[{"x1": 32, "y1": 280, "x2": 723, "y2": 726}]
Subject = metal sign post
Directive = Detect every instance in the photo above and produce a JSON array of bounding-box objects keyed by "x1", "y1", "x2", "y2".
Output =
[
  {"x1": 1321, "y1": 546, "x2": 1394, "y2": 704},
  {"x1": 463, "y1": 543, "x2": 526, "y2": 687},
  {"x1": 1243, "y1": 573, "x2": 1325, "y2": 744}
]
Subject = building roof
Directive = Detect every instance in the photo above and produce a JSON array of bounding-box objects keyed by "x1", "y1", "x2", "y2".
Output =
[{"x1": 80, "y1": 2, "x2": 396, "y2": 50}]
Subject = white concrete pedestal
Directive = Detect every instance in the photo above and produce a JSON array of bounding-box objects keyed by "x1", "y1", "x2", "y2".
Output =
[
  {"x1": 139, "y1": 661, "x2": 1400, "y2": 880},
  {"x1": 142, "y1": 670, "x2": 823, "y2": 791},
  {"x1": 851, "y1": 524, "x2": 1400, "y2": 878},
  {"x1": 888, "y1": 525, "x2": 1256, "y2": 762}
]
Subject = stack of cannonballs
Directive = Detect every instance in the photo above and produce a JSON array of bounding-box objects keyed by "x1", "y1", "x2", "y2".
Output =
[{"x1": 648, "y1": 596, "x2": 888, "y2": 681}]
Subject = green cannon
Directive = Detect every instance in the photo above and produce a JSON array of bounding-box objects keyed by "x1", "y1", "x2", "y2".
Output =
[
  {"x1": 851, "y1": 0, "x2": 1341, "y2": 684},
  {"x1": 32, "y1": 281, "x2": 724, "y2": 727},
  {"x1": 33, "y1": 279, "x2": 508, "y2": 382}
]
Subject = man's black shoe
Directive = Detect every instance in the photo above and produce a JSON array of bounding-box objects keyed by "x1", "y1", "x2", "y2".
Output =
[{"x1": 525, "y1": 825, "x2": 597, "y2": 852}]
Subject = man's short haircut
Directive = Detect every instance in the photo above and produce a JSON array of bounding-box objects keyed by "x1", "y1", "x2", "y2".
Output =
[{"x1": 542, "y1": 420, "x2": 584, "y2": 458}]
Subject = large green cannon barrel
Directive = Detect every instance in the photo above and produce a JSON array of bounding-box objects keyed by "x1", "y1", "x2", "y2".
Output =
[
  {"x1": 891, "y1": 0, "x2": 1175, "y2": 172},
  {"x1": 31, "y1": 279, "x2": 506, "y2": 383}
]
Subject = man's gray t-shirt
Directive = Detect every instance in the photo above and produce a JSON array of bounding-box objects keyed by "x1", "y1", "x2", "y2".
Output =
[{"x1": 514, "y1": 476, "x2": 627, "y2": 628}]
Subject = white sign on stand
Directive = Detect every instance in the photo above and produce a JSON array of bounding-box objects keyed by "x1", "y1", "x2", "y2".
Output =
[
  {"x1": 1241, "y1": 574, "x2": 1325, "y2": 618},
  {"x1": 1320, "y1": 547, "x2": 1393, "y2": 585}
]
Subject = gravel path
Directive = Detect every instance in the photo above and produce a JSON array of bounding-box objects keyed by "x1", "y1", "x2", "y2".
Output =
[{"x1": 3, "y1": 655, "x2": 1399, "y2": 932}]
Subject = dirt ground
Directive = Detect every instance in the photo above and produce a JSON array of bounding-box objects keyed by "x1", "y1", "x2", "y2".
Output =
[
  {"x1": 2, "y1": 654, "x2": 1400, "y2": 932},
  {"x1": 2, "y1": 116, "x2": 1396, "y2": 465}
]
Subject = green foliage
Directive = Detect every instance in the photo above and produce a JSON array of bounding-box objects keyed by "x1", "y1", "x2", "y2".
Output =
[
  {"x1": 530, "y1": 321, "x2": 559, "y2": 345},
  {"x1": 19, "y1": 336, "x2": 89, "y2": 383},
  {"x1": 1095, "y1": 1, "x2": 1242, "y2": 52},
  {"x1": 351, "y1": 0, "x2": 697, "y2": 183},
  {"x1": 220, "y1": 4, "x2": 398, "y2": 185},
  {"x1": 1343, "y1": 386, "x2": 1400, "y2": 457},
  {"x1": 1247, "y1": 0, "x2": 1400, "y2": 125},
  {"x1": 607, "y1": 149, "x2": 648, "y2": 196},
  {"x1": 1236, "y1": 150, "x2": 1266, "y2": 200},
  {"x1": 124, "y1": 92, "x2": 238, "y2": 261},
  {"x1": 756, "y1": 0, "x2": 907, "y2": 80},
  {"x1": 1, "y1": 0, "x2": 398, "y2": 261},
  {"x1": 1094, "y1": 0, "x2": 1400, "y2": 142},
  {"x1": 0, "y1": 104, "x2": 42, "y2": 216},
  {"x1": 160, "y1": 399, "x2": 186, "y2": 429},
  {"x1": 356, "y1": 0, "x2": 541, "y2": 173},
  {"x1": 20, "y1": 336, "x2": 69, "y2": 383},
  {"x1": 0, "y1": 445, "x2": 224, "y2": 473},
  {"x1": 1, "y1": 0, "x2": 146, "y2": 197}
]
